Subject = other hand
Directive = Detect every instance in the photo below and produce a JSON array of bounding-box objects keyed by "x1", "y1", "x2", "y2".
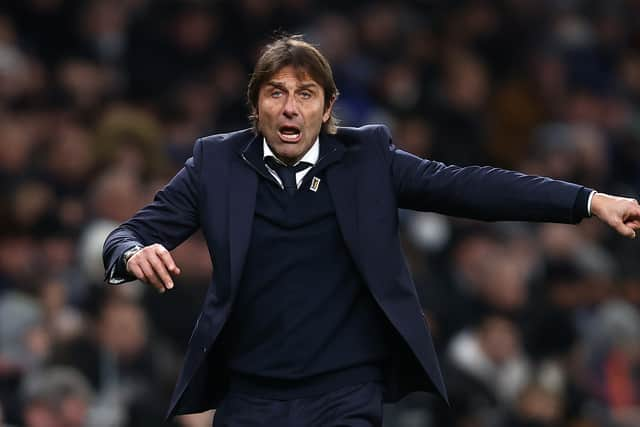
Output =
[
  {"x1": 591, "y1": 193, "x2": 640, "y2": 239},
  {"x1": 126, "y1": 243, "x2": 181, "y2": 293}
]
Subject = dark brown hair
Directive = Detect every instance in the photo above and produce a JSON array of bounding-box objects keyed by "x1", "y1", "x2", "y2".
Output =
[{"x1": 247, "y1": 35, "x2": 340, "y2": 134}]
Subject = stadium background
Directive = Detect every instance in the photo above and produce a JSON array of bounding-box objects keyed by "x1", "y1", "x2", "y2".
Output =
[{"x1": 1, "y1": 0, "x2": 640, "y2": 426}]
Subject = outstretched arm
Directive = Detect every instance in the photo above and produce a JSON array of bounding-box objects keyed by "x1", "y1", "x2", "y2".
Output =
[
  {"x1": 378, "y1": 122, "x2": 591, "y2": 224},
  {"x1": 381, "y1": 122, "x2": 640, "y2": 239}
]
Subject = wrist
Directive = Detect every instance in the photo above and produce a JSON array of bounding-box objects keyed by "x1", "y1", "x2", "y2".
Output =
[
  {"x1": 123, "y1": 245, "x2": 144, "y2": 272},
  {"x1": 590, "y1": 192, "x2": 611, "y2": 219}
]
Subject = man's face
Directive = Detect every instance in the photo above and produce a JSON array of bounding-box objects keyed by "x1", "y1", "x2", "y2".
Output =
[{"x1": 257, "y1": 65, "x2": 334, "y2": 164}]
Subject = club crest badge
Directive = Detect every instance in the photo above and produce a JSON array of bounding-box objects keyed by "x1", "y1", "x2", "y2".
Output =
[{"x1": 310, "y1": 177, "x2": 321, "y2": 192}]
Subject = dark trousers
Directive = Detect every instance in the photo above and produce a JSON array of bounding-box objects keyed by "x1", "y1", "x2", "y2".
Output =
[{"x1": 212, "y1": 382, "x2": 383, "y2": 427}]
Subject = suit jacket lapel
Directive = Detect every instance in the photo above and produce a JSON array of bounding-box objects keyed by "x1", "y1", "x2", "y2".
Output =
[
  {"x1": 324, "y1": 135, "x2": 361, "y2": 260},
  {"x1": 229, "y1": 135, "x2": 259, "y2": 291}
]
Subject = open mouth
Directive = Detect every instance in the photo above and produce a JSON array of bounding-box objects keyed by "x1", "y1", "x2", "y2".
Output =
[{"x1": 277, "y1": 125, "x2": 302, "y2": 143}]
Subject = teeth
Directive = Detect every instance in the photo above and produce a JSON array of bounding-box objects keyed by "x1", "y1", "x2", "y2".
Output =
[
  {"x1": 279, "y1": 130, "x2": 301, "y2": 141},
  {"x1": 278, "y1": 127, "x2": 301, "y2": 142}
]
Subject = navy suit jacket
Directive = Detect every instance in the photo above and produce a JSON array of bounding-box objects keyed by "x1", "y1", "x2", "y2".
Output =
[{"x1": 103, "y1": 125, "x2": 590, "y2": 418}]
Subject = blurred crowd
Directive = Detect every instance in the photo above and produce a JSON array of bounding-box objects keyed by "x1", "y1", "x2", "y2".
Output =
[{"x1": 1, "y1": 0, "x2": 640, "y2": 426}]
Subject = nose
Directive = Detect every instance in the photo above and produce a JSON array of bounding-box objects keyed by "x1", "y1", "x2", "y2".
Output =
[{"x1": 282, "y1": 94, "x2": 299, "y2": 118}]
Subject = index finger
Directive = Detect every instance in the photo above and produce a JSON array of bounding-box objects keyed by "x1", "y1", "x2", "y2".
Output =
[
  {"x1": 627, "y1": 203, "x2": 640, "y2": 221},
  {"x1": 155, "y1": 246, "x2": 181, "y2": 275},
  {"x1": 615, "y1": 220, "x2": 637, "y2": 239}
]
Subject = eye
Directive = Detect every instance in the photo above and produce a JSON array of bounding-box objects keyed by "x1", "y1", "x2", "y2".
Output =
[
  {"x1": 299, "y1": 90, "x2": 313, "y2": 99},
  {"x1": 271, "y1": 89, "x2": 283, "y2": 98}
]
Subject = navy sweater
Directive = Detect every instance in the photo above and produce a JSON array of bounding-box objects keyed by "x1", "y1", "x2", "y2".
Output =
[{"x1": 222, "y1": 152, "x2": 390, "y2": 398}]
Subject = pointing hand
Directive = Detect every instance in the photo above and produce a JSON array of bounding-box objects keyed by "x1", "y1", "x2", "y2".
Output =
[
  {"x1": 591, "y1": 193, "x2": 640, "y2": 239},
  {"x1": 126, "y1": 243, "x2": 181, "y2": 293}
]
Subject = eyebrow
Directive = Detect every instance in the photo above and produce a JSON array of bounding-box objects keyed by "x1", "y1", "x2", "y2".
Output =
[
  {"x1": 298, "y1": 83, "x2": 319, "y2": 91},
  {"x1": 265, "y1": 81, "x2": 319, "y2": 91}
]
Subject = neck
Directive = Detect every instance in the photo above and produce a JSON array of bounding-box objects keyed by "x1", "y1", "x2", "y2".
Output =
[
  {"x1": 274, "y1": 153, "x2": 299, "y2": 166},
  {"x1": 264, "y1": 135, "x2": 319, "y2": 166}
]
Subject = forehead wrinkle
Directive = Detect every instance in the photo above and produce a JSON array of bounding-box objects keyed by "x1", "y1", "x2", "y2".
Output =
[{"x1": 270, "y1": 65, "x2": 320, "y2": 85}]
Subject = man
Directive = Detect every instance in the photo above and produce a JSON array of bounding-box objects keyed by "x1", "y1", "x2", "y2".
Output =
[
  {"x1": 20, "y1": 367, "x2": 92, "y2": 427},
  {"x1": 103, "y1": 35, "x2": 640, "y2": 426}
]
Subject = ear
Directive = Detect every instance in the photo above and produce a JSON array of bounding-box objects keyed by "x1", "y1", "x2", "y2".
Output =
[{"x1": 322, "y1": 95, "x2": 336, "y2": 123}]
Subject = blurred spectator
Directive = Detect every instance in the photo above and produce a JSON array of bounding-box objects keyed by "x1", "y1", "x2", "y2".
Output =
[
  {"x1": 51, "y1": 296, "x2": 177, "y2": 426},
  {"x1": 75, "y1": 0, "x2": 132, "y2": 65},
  {"x1": 78, "y1": 167, "x2": 145, "y2": 287},
  {"x1": 0, "y1": 288, "x2": 48, "y2": 424},
  {"x1": 55, "y1": 58, "x2": 118, "y2": 116},
  {"x1": 38, "y1": 277, "x2": 85, "y2": 345},
  {"x1": 488, "y1": 49, "x2": 567, "y2": 169},
  {"x1": 0, "y1": 290, "x2": 47, "y2": 373},
  {"x1": 94, "y1": 105, "x2": 165, "y2": 177},
  {"x1": 504, "y1": 383, "x2": 564, "y2": 427},
  {"x1": 447, "y1": 315, "x2": 531, "y2": 407},
  {"x1": 0, "y1": 119, "x2": 38, "y2": 193},
  {"x1": 0, "y1": 233, "x2": 38, "y2": 293},
  {"x1": 586, "y1": 301, "x2": 640, "y2": 411},
  {"x1": 20, "y1": 366, "x2": 92, "y2": 427},
  {"x1": 430, "y1": 49, "x2": 490, "y2": 165}
]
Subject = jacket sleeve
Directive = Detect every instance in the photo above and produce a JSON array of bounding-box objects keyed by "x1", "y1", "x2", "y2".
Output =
[
  {"x1": 102, "y1": 139, "x2": 203, "y2": 284},
  {"x1": 377, "y1": 125, "x2": 592, "y2": 223}
]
